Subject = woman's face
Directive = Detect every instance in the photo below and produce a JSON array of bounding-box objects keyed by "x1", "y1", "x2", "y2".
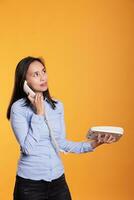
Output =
[{"x1": 25, "y1": 61, "x2": 48, "y2": 93}]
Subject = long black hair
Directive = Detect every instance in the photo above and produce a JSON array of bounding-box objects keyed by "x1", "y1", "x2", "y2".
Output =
[{"x1": 6, "y1": 56, "x2": 58, "y2": 120}]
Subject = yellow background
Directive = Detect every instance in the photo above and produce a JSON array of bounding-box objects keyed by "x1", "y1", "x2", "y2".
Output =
[{"x1": 0, "y1": 0, "x2": 133, "y2": 199}]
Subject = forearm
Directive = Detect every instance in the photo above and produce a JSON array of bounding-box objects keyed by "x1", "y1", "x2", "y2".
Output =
[
  {"x1": 11, "y1": 108, "x2": 46, "y2": 155},
  {"x1": 58, "y1": 138, "x2": 94, "y2": 153}
]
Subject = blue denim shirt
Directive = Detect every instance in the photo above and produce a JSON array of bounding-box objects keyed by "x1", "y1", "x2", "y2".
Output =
[{"x1": 10, "y1": 97, "x2": 94, "y2": 181}]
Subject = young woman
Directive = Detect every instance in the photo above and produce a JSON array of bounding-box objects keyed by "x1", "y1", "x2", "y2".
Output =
[{"x1": 7, "y1": 56, "x2": 116, "y2": 200}]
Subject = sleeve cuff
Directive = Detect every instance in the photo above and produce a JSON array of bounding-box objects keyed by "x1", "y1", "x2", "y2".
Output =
[{"x1": 83, "y1": 142, "x2": 95, "y2": 152}]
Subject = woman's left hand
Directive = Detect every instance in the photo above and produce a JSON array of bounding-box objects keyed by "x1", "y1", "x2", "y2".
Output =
[
  {"x1": 90, "y1": 133, "x2": 116, "y2": 149},
  {"x1": 97, "y1": 133, "x2": 116, "y2": 144}
]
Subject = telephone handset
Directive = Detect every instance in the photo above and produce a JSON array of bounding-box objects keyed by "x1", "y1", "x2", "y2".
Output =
[{"x1": 23, "y1": 80, "x2": 36, "y2": 98}]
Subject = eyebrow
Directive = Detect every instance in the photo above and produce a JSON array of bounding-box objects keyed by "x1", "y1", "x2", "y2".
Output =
[{"x1": 32, "y1": 67, "x2": 46, "y2": 74}]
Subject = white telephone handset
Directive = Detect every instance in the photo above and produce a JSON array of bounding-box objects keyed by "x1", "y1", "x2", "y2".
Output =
[{"x1": 23, "y1": 80, "x2": 36, "y2": 98}]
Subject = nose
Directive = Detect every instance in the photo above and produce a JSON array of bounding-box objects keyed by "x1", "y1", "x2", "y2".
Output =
[{"x1": 40, "y1": 72, "x2": 45, "y2": 81}]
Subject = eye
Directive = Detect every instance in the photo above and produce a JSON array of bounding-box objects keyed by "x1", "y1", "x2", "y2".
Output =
[
  {"x1": 33, "y1": 72, "x2": 39, "y2": 77},
  {"x1": 42, "y1": 69, "x2": 46, "y2": 73}
]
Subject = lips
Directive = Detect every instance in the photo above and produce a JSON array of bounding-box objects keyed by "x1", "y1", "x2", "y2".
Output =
[{"x1": 40, "y1": 82, "x2": 47, "y2": 86}]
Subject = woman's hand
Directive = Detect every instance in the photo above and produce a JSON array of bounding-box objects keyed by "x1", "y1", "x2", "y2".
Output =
[
  {"x1": 90, "y1": 133, "x2": 116, "y2": 149},
  {"x1": 28, "y1": 93, "x2": 45, "y2": 116},
  {"x1": 97, "y1": 133, "x2": 116, "y2": 144}
]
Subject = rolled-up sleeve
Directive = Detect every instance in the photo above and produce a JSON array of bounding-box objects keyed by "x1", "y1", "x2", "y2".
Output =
[
  {"x1": 10, "y1": 103, "x2": 45, "y2": 155},
  {"x1": 57, "y1": 102, "x2": 95, "y2": 154}
]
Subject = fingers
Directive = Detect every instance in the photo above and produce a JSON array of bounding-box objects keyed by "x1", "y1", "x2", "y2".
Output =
[
  {"x1": 35, "y1": 93, "x2": 43, "y2": 103},
  {"x1": 27, "y1": 93, "x2": 45, "y2": 115},
  {"x1": 107, "y1": 136, "x2": 116, "y2": 143},
  {"x1": 98, "y1": 133, "x2": 101, "y2": 143},
  {"x1": 104, "y1": 134, "x2": 116, "y2": 144},
  {"x1": 28, "y1": 93, "x2": 44, "y2": 105},
  {"x1": 103, "y1": 134, "x2": 111, "y2": 143},
  {"x1": 97, "y1": 133, "x2": 116, "y2": 144},
  {"x1": 35, "y1": 94, "x2": 45, "y2": 114},
  {"x1": 97, "y1": 133, "x2": 104, "y2": 143},
  {"x1": 27, "y1": 94, "x2": 35, "y2": 104},
  {"x1": 106, "y1": 134, "x2": 113, "y2": 143}
]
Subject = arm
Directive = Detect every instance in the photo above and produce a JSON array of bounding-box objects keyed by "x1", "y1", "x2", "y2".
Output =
[
  {"x1": 10, "y1": 102, "x2": 45, "y2": 155},
  {"x1": 57, "y1": 102, "x2": 95, "y2": 154}
]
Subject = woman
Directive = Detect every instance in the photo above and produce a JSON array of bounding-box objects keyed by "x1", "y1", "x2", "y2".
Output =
[{"x1": 7, "y1": 56, "x2": 116, "y2": 200}]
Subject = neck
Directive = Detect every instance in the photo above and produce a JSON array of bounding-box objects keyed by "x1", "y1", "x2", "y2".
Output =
[{"x1": 35, "y1": 91, "x2": 43, "y2": 96}]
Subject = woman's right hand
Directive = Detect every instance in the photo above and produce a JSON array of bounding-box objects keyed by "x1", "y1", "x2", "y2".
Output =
[{"x1": 28, "y1": 93, "x2": 45, "y2": 116}]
